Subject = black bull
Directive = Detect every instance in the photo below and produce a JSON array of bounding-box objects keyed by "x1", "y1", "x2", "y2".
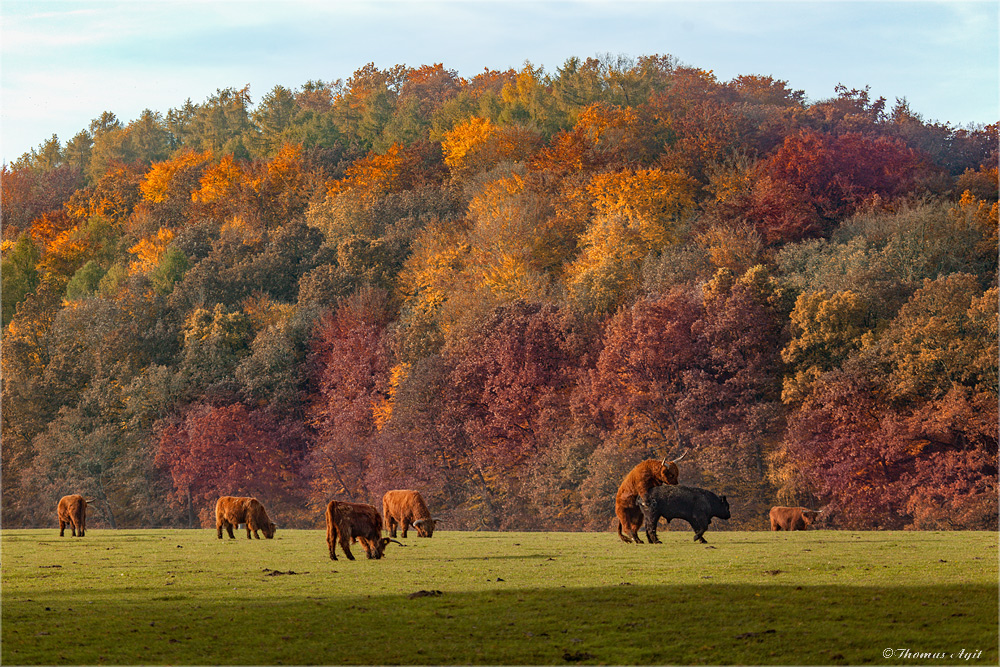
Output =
[{"x1": 638, "y1": 485, "x2": 731, "y2": 544}]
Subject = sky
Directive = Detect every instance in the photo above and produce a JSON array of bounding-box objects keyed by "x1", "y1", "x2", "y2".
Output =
[{"x1": 1, "y1": 0, "x2": 997, "y2": 164}]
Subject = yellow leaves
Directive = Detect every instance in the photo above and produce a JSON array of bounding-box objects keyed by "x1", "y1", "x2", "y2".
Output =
[
  {"x1": 140, "y1": 150, "x2": 212, "y2": 203},
  {"x1": 588, "y1": 168, "x2": 696, "y2": 232},
  {"x1": 441, "y1": 116, "x2": 540, "y2": 178},
  {"x1": 697, "y1": 222, "x2": 764, "y2": 275},
  {"x1": 128, "y1": 228, "x2": 175, "y2": 275},
  {"x1": 372, "y1": 362, "x2": 410, "y2": 431},
  {"x1": 951, "y1": 190, "x2": 998, "y2": 258},
  {"x1": 241, "y1": 292, "x2": 294, "y2": 330},
  {"x1": 328, "y1": 143, "x2": 405, "y2": 198},
  {"x1": 575, "y1": 103, "x2": 639, "y2": 145},
  {"x1": 781, "y1": 289, "x2": 869, "y2": 403},
  {"x1": 465, "y1": 173, "x2": 553, "y2": 301},
  {"x1": 442, "y1": 117, "x2": 496, "y2": 172},
  {"x1": 563, "y1": 167, "x2": 697, "y2": 312},
  {"x1": 398, "y1": 219, "x2": 471, "y2": 311},
  {"x1": 192, "y1": 155, "x2": 244, "y2": 205},
  {"x1": 573, "y1": 167, "x2": 697, "y2": 272},
  {"x1": 259, "y1": 143, "x2": 305, "y2": 192}
]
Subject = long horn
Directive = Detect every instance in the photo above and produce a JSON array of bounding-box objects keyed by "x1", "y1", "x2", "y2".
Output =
[
  {"x1": 387, "y1": 539, "x2": 404, "y2": 547},
  {"x1": 670, "y1": 449, "x2": 688, "y2": 464}
]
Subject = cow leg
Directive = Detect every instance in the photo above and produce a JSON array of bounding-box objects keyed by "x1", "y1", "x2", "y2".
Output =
[
  {"x1": 389, "y1": 517, "x2": 398, "y2": 538},
  {"x1": 71, "y1": 521, "x2": 78, "y2": 537},
  {"x1": 327, "y1": 527, "x2": 339, "y2": 561},
  {"x1": 226, "y1": 522, "x2": 236, "y2": 539},
  {"x1": 616, "y1": 522, "x2": 634, "y2": 544},
  {"x1": 337, "y1": 524, "x2": 356, "y2": 560},
  {"x1": 401, "y1": 519, "x2": 410, "y2": 539},
  {"x1": 644, "y1": 520, "x2": 660, "y2": 544},
  {"x1": 59, "y1": 520, "x2": 66, "y2": 537}
]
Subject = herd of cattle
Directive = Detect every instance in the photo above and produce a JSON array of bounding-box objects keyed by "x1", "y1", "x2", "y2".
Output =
[{"x1": 54, "y1": 455, "x2": 821, "y2": 555}]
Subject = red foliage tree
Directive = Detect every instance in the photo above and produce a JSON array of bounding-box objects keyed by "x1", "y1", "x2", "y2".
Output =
[
  {"x1": 154, "y1": 402, "x2": 307, "y2": 526},
  {"x1": 305, "y1": 288, "x2": 393, "y2": 508},
  {"x1": 437, "y1": 301, "x2": 592, "y2": 526},
  {"x1": 749, "y1": 130, "x2": 931, "y2": 244}
]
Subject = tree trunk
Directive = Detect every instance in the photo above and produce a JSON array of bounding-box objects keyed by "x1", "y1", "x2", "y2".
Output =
[{"x1": 186, "y1": 488, "x2": 195, "y2": 528}]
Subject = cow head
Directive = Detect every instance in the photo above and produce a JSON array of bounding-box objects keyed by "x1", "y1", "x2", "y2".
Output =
[
  {"x1": 656, "y1": 449, "x2": 687, "y2": 485},
  {"x1": 716, "y1": 495, "x2": 731, "y2": 520},
  {"x1": 262, "y1": 521, "x2": 277, "y2": 539},
  {"x1": 366, "y1": 537, "x2": 404, "y2": 559},
  {"x1": 801, "y1": 509, "x2": 821, "y2": 526},
  {"x1": 412, "y1": 518, "x2": 440, "y2": 537}
]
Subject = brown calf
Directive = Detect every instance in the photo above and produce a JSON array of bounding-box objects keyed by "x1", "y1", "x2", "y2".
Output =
[
  {"x1": 325, "y1": 500, "x2": 401, "y2": 561},
  {"x1": 615, "y1": 451, "x2": 686, "y2": 543},
  {"x1": 57, "y1": 495, "x2": 88, "y2": 537},
  {"x1": 382, "y1": 490, "x2": 440, "y2": 538},
  {"x1": 215, "y1": 496, "x2": 276, "y2": 539},
  {"x1": 769, "y1": 506, "x2": 821, "y2": 531}
]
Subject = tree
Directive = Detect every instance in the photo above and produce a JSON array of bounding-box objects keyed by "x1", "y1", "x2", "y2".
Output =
[
  {"x1": 305, "y1": 287, "x2": 394, "y2": 508},
  {"x1": 430, "y1": 301, "x2": 590, "y2": 527},
  {"x1": 781, "y1": 289, "x2": 870, "y2": 404},
  {"x1": 155, "y1": 402, "x2": 308, "y2": 526},
  {"x1": 1, "y1": 235, "x2": 41, "y2": 327},
  {"x1": 749, "y1": 130, "x2": 931, "y2": 244},
  {"x1": 567, "y1": 167, "x2": 697, "y2": 312},
  {"x1": 781, "y1": 275, "x2": 998, "y2": 529}
]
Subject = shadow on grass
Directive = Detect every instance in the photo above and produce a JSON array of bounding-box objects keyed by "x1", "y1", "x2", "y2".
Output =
[{"x1": 4, "y1": 582, "x2": 997, "y2": 665}]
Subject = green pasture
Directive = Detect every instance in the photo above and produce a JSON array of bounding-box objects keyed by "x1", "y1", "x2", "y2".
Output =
[{"x1": 2, "y1": 528, "x2": 996, "y2": 665}]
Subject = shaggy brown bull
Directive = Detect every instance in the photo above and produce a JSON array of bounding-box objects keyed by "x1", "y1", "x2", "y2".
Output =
[
  {"x1": 615, "y1": 451, "x2": 686, "y2": 543},
  {"x1": 325, "y1": 500, "x2": 401, "y2": 561},
  {"x1": 382, "y1": 490, "x2": 440, "y2": 538},
  {"x1": 215, "y1": 496, "x2": 276, "y2": 539},
  {"x1": 769, "y1": 506, "x2": 821, "y2": 531},
  {"x1": 57, "y1": 495, "x2": 89, "y2": 537}
]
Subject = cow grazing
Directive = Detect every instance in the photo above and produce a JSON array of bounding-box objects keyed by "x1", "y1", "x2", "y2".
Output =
[
  {"x1": 215, "y1": 496, "x2": 276, "y2": 539},
  {"x1": 325, "y1": 500, "x2": 401, "y2": 561},
  {"x1": 769, "y1": 506, "x2": 821, "y2": 531},
  {"x1": 615, "y1": 451, "x2": 687, "y2": 543},
  {"x1": 638, "y1": 485, "x2": 730, "y2": 544},
  {"x1": 57, "y1": 495, "x2": 89, "y2": 537},
  {"x1": 382, "y1": 490, "x2": 440, "y2": 538}
]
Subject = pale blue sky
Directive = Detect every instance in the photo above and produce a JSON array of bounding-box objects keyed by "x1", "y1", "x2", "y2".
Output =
[{"x1": 2, "y1": 0, "x2": 997, "y2": 164}]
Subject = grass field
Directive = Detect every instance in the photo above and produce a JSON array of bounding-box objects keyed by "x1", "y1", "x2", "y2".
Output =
[{"x1": 2, "y1": 528, "x2": 996, "y2": 665}]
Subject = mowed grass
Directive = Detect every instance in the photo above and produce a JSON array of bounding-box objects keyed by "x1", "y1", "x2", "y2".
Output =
[{"x1": 2, "y1": 528, "x2": 996, "y2": 665}]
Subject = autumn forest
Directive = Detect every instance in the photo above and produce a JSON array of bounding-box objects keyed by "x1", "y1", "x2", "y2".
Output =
[{"x1": 2, "y1": 55, "x2": 997, "y2": 532}]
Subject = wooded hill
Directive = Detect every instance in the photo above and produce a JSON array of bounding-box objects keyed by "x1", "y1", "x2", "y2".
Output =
[{"x1": 2, "y1": 55, "x2": 996, "y2": 531}]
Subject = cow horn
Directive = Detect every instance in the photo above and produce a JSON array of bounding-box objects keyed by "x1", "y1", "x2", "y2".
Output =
[
  {"x1": 670, "y1": 449, "x2": 688, "y2": 464},
  {"x1": 432, "y1": 517, "x2": 442, "y2": 523},
  {"x1": 387, "y1": 539, "x2": 404, "y2": 547}
]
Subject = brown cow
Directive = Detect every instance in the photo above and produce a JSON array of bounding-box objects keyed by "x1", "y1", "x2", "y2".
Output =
[
  {"x1": 215, "y1": 496, "x2": 276, "y2": 539},
  {"x1": 382, "y1": 490, "x2": 440, "y2": 538},
  {"x1": 769, "y1": 506, "x2": 822, "y2": 531},
  {"x1": 57, "y1": 495, "x2": 89, "y2": 537},
  {"x1": 325, "y1": 500, "x2": 401, "y2": 561},
  {"x1": 615, "y1": 451, "x2": 687, "y2": 543}
]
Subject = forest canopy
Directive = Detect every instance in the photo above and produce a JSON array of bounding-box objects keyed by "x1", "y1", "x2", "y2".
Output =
[{"x1": 2, "y1": 54, "x2": 996, "y2": 531}]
